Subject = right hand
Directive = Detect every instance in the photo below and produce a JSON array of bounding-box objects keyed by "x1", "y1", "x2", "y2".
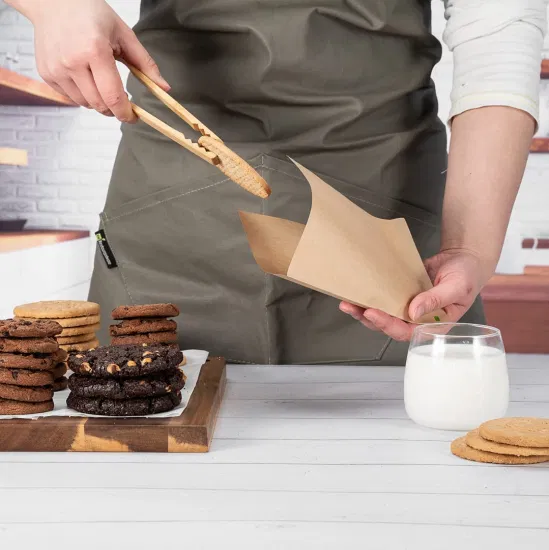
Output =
[{"x1": 28, "y1": 0, "x2": 170, "y2": 122}]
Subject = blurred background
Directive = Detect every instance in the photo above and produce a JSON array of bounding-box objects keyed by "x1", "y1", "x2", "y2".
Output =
[{"x1": 1, "y1": 1, "x2": 548, "y2": 352}]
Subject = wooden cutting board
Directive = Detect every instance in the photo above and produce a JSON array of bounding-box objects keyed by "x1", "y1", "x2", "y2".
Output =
[{"x1": 0, "y1": 356, "x2": 226, "y2": 453}]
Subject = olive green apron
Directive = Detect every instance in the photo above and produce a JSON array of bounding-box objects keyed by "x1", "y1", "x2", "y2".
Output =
[{"x1": 89, "y1": 0, "x2": 484, "y2": 364}]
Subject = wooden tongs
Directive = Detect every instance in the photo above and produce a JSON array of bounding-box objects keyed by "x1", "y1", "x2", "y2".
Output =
[{"x1": 122, "y1": 61, "x2": 271, "y2": 199}]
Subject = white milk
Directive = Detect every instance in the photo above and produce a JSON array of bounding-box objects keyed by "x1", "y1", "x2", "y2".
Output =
[{"x1": 404, "y1": 343, "x2": 509, "y2": 430}]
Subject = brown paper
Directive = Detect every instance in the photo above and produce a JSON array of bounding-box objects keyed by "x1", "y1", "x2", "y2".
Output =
[{"x1": 239, "y1": 160, "x2": 448, "y2": 324}]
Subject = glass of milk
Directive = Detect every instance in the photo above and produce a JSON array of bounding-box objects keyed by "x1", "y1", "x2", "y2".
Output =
[{"x1": 404, "y1": 323, "x2": 509, "y2": 431}]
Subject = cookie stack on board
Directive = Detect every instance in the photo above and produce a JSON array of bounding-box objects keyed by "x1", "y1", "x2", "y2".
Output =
[
  {"x1": 67, "y1": 344, "x2": 186, "y2": 416},
  {"x1": 110, "y1": 303, "x2": 180, "y2": 349},
  {"x1": 451, "y1": 417, "x2": 549, "y2": 464},
  {"x1": 0, "y1": 318, "x2": 66, "y2": 414},
  {"x1": 14, "y1": 300, "x2": 101, "y2": 354}
]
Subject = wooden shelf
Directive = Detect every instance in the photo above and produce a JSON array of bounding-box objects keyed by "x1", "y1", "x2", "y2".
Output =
[
  {"x1": 541, "y1": 59, "x2": 549, "y2": 79},
  {"x1": 0, "y1": 147, "x2": 27, "y2": 166},
  {"x1": 0, "y1": 67, "x2": 75, "y2": 107},
  {"x1": 0, "y1": 230, "x2": 90, "y2": 253},
  {"x1": 530, "y1": 137, "x2": 549, "y2": 153}
]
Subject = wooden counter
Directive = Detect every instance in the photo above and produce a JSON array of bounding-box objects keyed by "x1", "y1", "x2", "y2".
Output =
[{"x1": 0, "y1": 230, "x2": 90, "y2": 254}]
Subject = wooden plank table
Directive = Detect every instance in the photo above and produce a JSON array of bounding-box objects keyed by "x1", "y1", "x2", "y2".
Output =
[{"x1": 0, "y1": 354, "x2": 548, "y2": 548}]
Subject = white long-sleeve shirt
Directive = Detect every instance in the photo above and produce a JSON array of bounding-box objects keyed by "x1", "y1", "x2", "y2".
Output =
[{"x1": 443, "y1": 0, "x2": 548, "y2": 127}]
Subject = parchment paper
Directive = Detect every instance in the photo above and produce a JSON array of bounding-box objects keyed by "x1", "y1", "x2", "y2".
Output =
[{"x1": 240, "y1": 160, "x2": 447, "y2": 323}]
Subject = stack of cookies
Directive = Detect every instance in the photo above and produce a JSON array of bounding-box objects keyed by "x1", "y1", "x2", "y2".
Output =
[
  {"x1": 14, "y1": 300, "x2": 101, "y2": 353},
  {"x1": 110, "y1": 303, "x2": 180, "y2": 349},
  {"x1": 0, "y1": 318, "x2": 65, "y2": 415},
  {"x1": 67, "y1": 344, "x2": 186, "y2": 416},
  {"x1": 451, "y1": 417, "x2": 549, "y2": 465}
]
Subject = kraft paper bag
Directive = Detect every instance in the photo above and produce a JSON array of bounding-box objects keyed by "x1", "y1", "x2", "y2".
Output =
[{"x1": 239, "y1": 160, "x2": 448, "y2": 324}]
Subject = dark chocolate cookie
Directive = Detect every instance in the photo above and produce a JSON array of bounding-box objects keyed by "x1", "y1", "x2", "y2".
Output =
[
  {"x1": 0, "y1": 398, "x2": 54, "y2": 415},
  {"x1": 68, "y1": 369, "x2": 185, "y2": 400},
  {"x1": 67, "y1": 391, "x2": 182, "y2": 416},
  {"x1": 51, "y1": 363, "x2": 67, "y2": 379},
  {"x1": 111, "y1": 331, "x2": 178, "y2": 346},
  {"x1": 0, "y1": 367, "x2": 54, "y2": 387},
  {"x1": 109, "y1": 318, "x2": 177, "y2": 336},
  {"x1": 0, "y1": 353, "x2": 54, "y2": 370},
  {"x1": 0, "y1": 382, "x2": 53, "y2": 403},
  {"x1": 53, "y1": 377, "x2": 68, "y2": 392},
  {"x1": 0, "y1": 337, "x2": 58, "y2": 354},
  {"x1": 68, "y1": 345, "x2": 183, "y2": 378},
  {"x1": 111, "y1": 303, "x2": 179, "y2": 320},
  {"x1": 0, "y1": 318, "x2": 62, "y2": 338}
]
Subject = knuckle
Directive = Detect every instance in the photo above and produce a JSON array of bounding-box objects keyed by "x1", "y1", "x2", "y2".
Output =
[{"x1": 102, "y1": 91, "x2": 125, "y2": 107}]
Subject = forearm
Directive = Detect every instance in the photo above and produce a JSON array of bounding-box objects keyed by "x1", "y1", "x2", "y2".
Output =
[
  {"x1": 5, "y1": 0, "x2": 54, "y2": 20},
  {"x1": 441, "y1": 106, "x2": 534, "y2": 281}
]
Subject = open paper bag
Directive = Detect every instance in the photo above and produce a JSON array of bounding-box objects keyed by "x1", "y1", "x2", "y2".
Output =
[{"x1": 239, "y1": 160, "x2": 448, "y2": 324}]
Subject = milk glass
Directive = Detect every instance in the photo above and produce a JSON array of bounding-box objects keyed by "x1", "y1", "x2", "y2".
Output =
[{"x1": 404, "y1": 323, "x2": 509, "y2": 431}]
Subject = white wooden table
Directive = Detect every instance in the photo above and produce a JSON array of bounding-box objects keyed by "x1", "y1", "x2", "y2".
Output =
[{"x1": 0, "y1": 354, "x2": 548, "y2": 548}]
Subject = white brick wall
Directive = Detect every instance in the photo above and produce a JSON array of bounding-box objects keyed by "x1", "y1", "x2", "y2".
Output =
[{"x1": 0, "y1": 0, "x2": 548, "y2": 238}]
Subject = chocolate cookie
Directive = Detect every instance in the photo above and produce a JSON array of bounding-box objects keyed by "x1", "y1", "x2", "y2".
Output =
[
  {"x1": 52, "y1": 363, "x2": 67, "y2": 379},
  {"x1": 109, "y1": 318, "x2": 177, "y2": 336},
  {"x1": 111, "y1": 331, "x2": 178, "y2": 346},
  {"x1": 53, "y1": 377, "x2": 68, "y2": 392},
  {"x1": 53, "y1": 348, "x2": 68, "y2": 363},
  {"x1": 0, "y1": 398, "x2": 54, "y2": 415},
  {"x1": 68, "y1": 345, "x2": 183, "y2": 378},
  {"x1": 0, "y1": 367, "x2": 54, "y2": 387},
  {"x1": 0, "y1": 382, "x2": 53, "y2": 403},
  {"x1": 67, "y1": 391, "x2": 181, "y2": 416},
  {"x1": 59, "y1": 323, "x2": 101, "y2": 337},
  {"x1": 0, "y1": 318, "x2": 62, "y2": 338},
  {"x1": 17, "y1": 314, "x2": 101, "y2": 328},
  {"x1": 111, "y1": 303, "x2": 179, "y2": 320},
  {"x1": 0, "y1": 337, "x2": 58, "y2": 354},
  {"x1": 68, "y1": 369, "x2": 185, "y2": 400},
  {"x1": 0, "y1": 353, "x2": 54, "y2": 370},
  {"x1": 57, "y1": 333, "x2": 97, "y2": 345},
  {"x1": 14, "y1": 300, "x2": 100, "y2": 319},
  {"x1": 60, "y1": 338, "x2": 99, "y2": 352}
]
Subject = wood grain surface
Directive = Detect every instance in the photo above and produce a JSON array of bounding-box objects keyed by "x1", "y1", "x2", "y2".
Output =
[{"x1": 0, "y1": 356, "x2": 226, "y2": 453}]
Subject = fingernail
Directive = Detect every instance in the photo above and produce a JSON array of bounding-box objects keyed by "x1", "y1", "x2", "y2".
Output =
[{"x1": 413, "y1": 306, "x2": 425, "y2": 321}]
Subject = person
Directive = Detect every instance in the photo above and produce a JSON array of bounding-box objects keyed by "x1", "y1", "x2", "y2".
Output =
[{"x1": 7, "y1": 0, "x2": 548, "y2": 364}]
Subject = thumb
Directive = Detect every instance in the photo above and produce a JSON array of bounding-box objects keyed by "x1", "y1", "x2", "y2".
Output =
[
  {"x1": 119, "y1": 30, "x2": 171, "y2": 91},
  {"x1": 409, "y1": 279, "x2": 462, "y2": 322}
]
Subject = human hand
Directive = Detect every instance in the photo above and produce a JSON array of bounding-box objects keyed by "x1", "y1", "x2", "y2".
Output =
[
  {"x1": 339, "y1": 248, "x2": 491, "y2": 341},
  {"x1": 27, "y1": 0, "x2": 170, "y2": 121}
]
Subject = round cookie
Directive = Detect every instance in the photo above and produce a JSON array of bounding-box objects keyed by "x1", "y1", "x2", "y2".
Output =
[
  {"x1": 0, "y1": 398, "x2": 54, "y2": 415},
  {"x1": 67, "y1": 391, "x2": 182, "y2": 416},
  {"x1": 68, "y1": 345, "x2": 183, "y2": 378},
  {"x1": 0, "y1": 353, "x2": 54, "y2": 370},
  {"x1": 0, "y1": 367, "x2": 54, "y2": 387},
  {"x1": 53, "y1": 348, "x2": 68, "y2": 363},
  {"x1": 0, "y1": 382, "x2": 53, "y2": 403},
  {"x1": 53, "y1": 377, "x2": 68, "y2": 392},
  {"x1": 466, "y1": 428, "x2": 549, "y2": 457},
  {"x1": 111, "y1": 331, "x2": 178, "y2": 346},
  {"x1": 0, "y1": 319, "x2": 62, "y2": 338},
  {"x1": 51, "y1": 363, "x2": 67, "y2": 379},
  {"x1": 111, "y1": 303, "x2": 179, "y2": 320},
  {"x1": 480, "y1": 417, "x2": 549, "y2": 448},
  {"x1": 451, "y1": 436, "x2": 549, "y2": 465},
  {"x1": 0, "y1": 337, "x2": 58, "y2": 354},
  {"x1": 109, "y1": 318, "x2": 177, "y2": 336},
  {"x1": 57, "y1": 333, "x2": 97, "y2": 345},
  {"x1": 60, "y1": 339, "x2": 99, "y2": 352},
  {"x1": 59, "y1": 323, "x2": 101, "y2": 337},
  {"x1": 17, "y1": 315, "x2": 101, "y2": 328},
  {"x1": 68, "y1": 369, "x2": 185, "y2": 400},
  {"x1": 14, "y1": 301, "x2": 100, "y2": 319}
]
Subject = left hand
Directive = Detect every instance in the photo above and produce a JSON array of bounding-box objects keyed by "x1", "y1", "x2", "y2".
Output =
[{"x1": 339, "y1": 248, "x2": 489, "y2": 341}]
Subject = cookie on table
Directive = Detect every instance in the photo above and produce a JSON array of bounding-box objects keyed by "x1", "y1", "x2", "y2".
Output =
[
  {"x1": 68, "y1": 369, "x2": 185, "y2": 400},
  {"x1": 0, "y1": 353, "x2": 55, "y2": 371},
  {"x1": 0, "y1": 398, "x2": 54, "y2": 415},
  {"x1": 0, "y1": 367, "x2": 54, "y2": 387},
  {"x1": 111, "y1": 303, "x2": 179, "y2": 320},
  {"x1": 466, "y1": 428, "x2": 549, "y2": 457},
  {"x1": 59, "y1": 323, "x2": 101, "y2": 337},
  {"x1": 53, "y1": 377, "x2": 68, "y2": 392},
  {"x1": 0, "y1": 319, "x2": 62, "y2": 339},
  {"x1": 111, "y1": 331, "x2": 178, "y2": 347},
  {"x1": 68, "y1": 345, "x2": 183, "y2": 378},
  {"x1": 479, "y1": 417, "x2": 549, "y2": 448},
  {"x1": 0, "y1": 337, "x2": 58, "y2": 354},
  {"x1": 451, "y1": 436, "x2": 549, "y2": 465},
  {"x1": 109, "y1": 318, "x2": 177, "y2": 336},
  {"x1": 59, "y1": 339, "x2": 99, "y2": 353},
  {"x1": 14, "y1": 301, "x2": 100, "y2": 319},
  {"x1": 0, "y1": 382, "x2": 53, "y2": 403},
  {"x1": 67, "y1": 391, "x2": 182, "y2": 416}
]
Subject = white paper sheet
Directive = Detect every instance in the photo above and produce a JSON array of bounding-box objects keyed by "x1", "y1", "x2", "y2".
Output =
[{"x1": 1, "y1": 349, "x2": 209, "y2": 420}]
